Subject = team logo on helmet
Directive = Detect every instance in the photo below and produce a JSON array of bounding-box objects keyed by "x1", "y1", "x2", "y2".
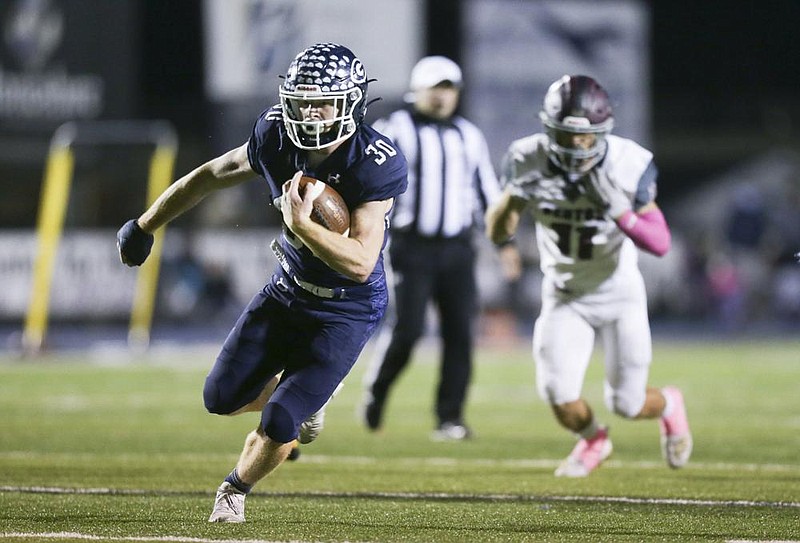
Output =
[{"x1": 350, "y1": 59, "x2": 366, "y2": 84}]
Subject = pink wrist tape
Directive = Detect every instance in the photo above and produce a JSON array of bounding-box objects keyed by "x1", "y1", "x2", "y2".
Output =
[{"x1": 616, "y1": 208, "x2": 671, "y2": 256}]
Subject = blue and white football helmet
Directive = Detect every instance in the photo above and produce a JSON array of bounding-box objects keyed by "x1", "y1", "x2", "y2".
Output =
[
  {"x1": 280, "y1": 42, "x2": 368, "y2": 150},
  {"x1": 539, "y1": 75, "x2": 614, "y2": 174}
]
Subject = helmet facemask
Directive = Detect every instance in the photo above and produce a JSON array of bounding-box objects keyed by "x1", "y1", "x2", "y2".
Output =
[
  {"x1": 280, "y1": 85, "x2": 363, "y2": 150},
  {"x1": 541, "y1": 113, "x2": 614, "y2": 174}
]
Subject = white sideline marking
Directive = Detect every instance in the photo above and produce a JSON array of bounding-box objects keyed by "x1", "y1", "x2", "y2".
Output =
[
  {"x1": 4, "y1": 450, "x2": 797, "y2": 474},
  {"x1": 1, "y1": 534, "x2": 301, "y2": 543},
  {"x1": 2, "y1": 485, "x2": 798, "y2": 509}
]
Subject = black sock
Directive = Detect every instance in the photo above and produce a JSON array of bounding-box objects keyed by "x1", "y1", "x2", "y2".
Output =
[{"x1": 224, "y1": 468, "x2": 252, "y2": 494}]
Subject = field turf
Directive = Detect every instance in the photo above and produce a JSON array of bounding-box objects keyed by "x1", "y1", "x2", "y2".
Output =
[{"x1": 1, "y1": 338, "x2": 798, "y2": 542}]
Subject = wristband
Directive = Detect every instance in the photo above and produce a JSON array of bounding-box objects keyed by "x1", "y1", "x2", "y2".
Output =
[{"x1": 493, "y1": 236, "x2": 516, "y2": 248}]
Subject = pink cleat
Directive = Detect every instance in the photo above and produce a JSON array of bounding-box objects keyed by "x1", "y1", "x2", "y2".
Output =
[
  {"x1": 555, "y1": 426, "x2": 613, "y2": 477},
  {"x1": 659, "y1": 387, "x2": 693, "y2": 469}
]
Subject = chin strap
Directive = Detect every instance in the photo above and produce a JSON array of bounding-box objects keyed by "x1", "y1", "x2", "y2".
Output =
[{"x1": 615, "y1": 207, "x2": 671, "y2": 257}]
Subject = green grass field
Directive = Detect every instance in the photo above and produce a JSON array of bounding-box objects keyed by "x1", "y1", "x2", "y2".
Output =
[{"x1": 1, "y1": 338, "x2": 798, "y2": 542}]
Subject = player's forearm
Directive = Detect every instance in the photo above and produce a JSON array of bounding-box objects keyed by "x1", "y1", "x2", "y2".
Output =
[
  {"x1": 485, "y1": 196, "x2": 521, "y2": 245},
  {"x1": 314, "y1": 237, "x2": 379, "y2": 283},
  {"x1": 292, "y1": 222, "x2": 380, "y2": 283},
  {"x1": 138, "y1": 146, "x2": 254, "y2": 233},
  {"x1": 616, "y1": 206, "x2": 671, "y2": 256},
  {"x1": 290, "y1": 199, "x2": 389, "y2": 283},
  {"x1": 137, "y1": 168, "x2": 216, "y2": 233}
]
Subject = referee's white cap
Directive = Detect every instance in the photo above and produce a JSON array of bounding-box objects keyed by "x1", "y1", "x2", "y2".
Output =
[{"x1": 409, "y1": 56, "x2": 462, "y2": 91}]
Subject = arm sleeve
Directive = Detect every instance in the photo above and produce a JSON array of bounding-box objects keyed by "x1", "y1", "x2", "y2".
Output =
[{"x1": 616, "y1": 206, "x2": 672, "y2": 256}]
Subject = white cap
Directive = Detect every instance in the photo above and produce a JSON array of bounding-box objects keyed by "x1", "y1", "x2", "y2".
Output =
[{"x1": 408, "y1": 56, "x2": 462, "y2": 91}]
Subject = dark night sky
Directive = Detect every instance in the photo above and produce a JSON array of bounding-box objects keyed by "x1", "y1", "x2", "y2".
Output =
[
  {"x1": 647, "y1": 1, "x2": 800, "y2": 200},
  {"x1": 650, "y1": 1, "x2": 800, "y2": 125}
]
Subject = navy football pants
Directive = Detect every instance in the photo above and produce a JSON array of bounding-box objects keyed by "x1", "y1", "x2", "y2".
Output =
[{"x1": 204, "y1": 278, "x2": 386, "y2": 442}]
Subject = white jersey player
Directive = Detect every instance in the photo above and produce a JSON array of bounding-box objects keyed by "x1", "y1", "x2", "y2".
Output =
[{"x1": 486, "y1": 75, "x2": 692, "y2": 477}]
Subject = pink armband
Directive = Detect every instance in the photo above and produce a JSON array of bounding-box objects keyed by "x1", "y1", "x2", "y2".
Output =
[{"x1": 616, "y1": 208, "x2": 671, "y2": 256}]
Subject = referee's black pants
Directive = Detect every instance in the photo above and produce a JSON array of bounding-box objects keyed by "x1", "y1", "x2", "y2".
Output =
[{"x1": 368, "y1": 231, "x2": 477, "y2": 426}]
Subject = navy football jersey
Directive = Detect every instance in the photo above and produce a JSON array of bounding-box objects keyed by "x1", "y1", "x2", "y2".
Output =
[{"x1": 247, "y1": 105, "x2": 408, "y2": 292}]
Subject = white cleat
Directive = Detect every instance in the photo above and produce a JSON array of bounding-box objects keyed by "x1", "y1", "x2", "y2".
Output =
[
  {"x1": 298, "y1": 409, "x2": 326, "y2": 445},
  {"x1": 662, "y1": 433, "x2": 693, "y2": 469},
  {"x1": 298, "y1": 382, "x2": 343, "y2": 444},
  {"x1": 208, "y1": 482, "x2": 246, "y2": 523}
]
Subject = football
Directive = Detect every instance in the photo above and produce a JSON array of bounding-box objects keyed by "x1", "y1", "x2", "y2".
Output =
[{"x1": 298, "y1": 176, "x2": 350, "y2": 234}]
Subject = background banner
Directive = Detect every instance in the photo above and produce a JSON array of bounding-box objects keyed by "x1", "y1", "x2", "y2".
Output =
[{"x1": 463, "y1": 0, "x2": 650, "y2": 167}]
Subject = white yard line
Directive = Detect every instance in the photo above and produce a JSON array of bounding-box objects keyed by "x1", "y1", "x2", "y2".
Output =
[
  {"x1": 305, "y1": 454, "x2": 800, "y2": 473},
  {"x1": 1, "y1": 533, "x2": 312, "y2": 543}
]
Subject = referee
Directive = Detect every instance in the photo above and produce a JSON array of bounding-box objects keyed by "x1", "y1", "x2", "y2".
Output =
[{"x1": 361, "y1": 56, "x2": 521, "y2": 440}]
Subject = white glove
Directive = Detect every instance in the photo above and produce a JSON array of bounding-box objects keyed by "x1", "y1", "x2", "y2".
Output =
[{"x1": 588, "y1": 172, "x2": 632, "y2": 219}]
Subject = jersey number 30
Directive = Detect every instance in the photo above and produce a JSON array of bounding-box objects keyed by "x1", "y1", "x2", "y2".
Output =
[{"x1": 366, "y1": 139, "x2": 397, "y2": 165}]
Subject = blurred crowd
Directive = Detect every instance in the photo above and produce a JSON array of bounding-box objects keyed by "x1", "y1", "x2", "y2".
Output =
[{"x1": 680, "y1": 178, "x2": 800, "y2": 330}]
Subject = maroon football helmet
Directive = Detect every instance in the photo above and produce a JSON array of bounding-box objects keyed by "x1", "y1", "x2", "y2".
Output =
[{"x1": 539, "y1": 75, "x2": 614, "y2": 174}]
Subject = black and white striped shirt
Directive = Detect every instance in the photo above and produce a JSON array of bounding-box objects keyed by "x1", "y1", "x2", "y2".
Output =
[{"x1": 372, "y1": 109, "x2": 503, "y2": 238}]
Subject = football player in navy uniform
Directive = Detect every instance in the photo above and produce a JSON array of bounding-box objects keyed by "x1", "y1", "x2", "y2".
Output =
[
  {"x1": 116, "y1": 43, "x2": 407, "y2": 522},
  {"x1": 486, "y1": 75, "x2": 692, "y2": 477}
]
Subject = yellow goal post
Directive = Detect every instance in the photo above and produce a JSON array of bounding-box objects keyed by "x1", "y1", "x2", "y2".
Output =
[{"x1": 23, "y1": 120, "x2": 178, "y2": 354}]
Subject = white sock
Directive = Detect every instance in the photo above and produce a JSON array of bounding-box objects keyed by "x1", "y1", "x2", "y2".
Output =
[{"x1": 661, "y1": 388, "x2": 674, "y2": 418}]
